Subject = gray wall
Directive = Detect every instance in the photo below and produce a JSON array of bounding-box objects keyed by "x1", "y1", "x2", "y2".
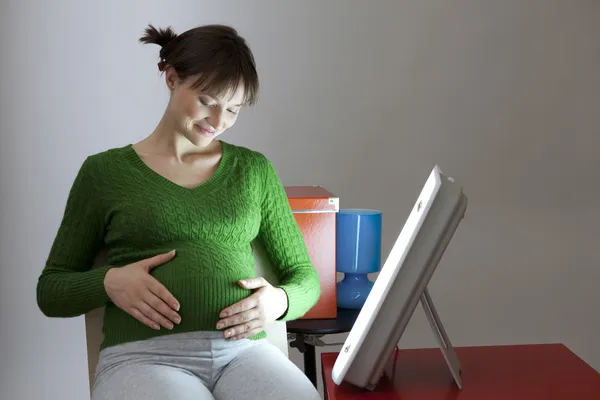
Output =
[{"x1": 1, "y1": 1, "x2": 599, "y2": 399}]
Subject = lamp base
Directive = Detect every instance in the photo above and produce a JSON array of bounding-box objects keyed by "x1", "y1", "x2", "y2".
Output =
[{"x1": 337, "y1": 273, "x2": 374, "y2": 309}]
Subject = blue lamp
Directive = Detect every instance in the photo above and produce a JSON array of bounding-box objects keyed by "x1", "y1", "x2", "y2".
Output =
[{"x1": 336, "y1": 209, "x2": 382, "y2": 309}]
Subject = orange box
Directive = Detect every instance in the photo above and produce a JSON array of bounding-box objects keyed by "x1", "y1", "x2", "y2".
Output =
[{"x1": 285, "y1": 186, "x2": 339, "y2": 319}]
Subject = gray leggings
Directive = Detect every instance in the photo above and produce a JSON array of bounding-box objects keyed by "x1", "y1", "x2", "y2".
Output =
[{"x1": 92, "y1": 331, "x2": 320, "y2": 400}]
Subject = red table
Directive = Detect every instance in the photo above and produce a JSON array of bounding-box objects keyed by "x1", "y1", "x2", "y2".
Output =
[{"x1": 321, "y1": 343, "x2": 600, "y2": 399}]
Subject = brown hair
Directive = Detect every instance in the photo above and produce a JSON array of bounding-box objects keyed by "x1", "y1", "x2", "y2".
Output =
[{"x1": 139, "y1": 24, "x2": 259, "y2": 106}]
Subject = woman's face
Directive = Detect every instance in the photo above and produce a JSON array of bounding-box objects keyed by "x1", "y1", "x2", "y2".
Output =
[{"x1": 165, "y1": 68, "x2": 245, "y2": 148}]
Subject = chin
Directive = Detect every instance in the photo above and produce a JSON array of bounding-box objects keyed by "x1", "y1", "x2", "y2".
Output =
[{"x1": 187, "y1": 128, "x2": 219, "y2": 148}]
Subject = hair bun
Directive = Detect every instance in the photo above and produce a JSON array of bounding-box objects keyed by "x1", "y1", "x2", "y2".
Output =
[{"x1": 139, "y1": 24, "x2": 177, "y2": 47}]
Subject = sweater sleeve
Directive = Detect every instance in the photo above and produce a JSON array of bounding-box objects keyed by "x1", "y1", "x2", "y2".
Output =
[
  {"x1": 36, "y1": 156, "x2": 112, "y2": 318},
  {"x1": 257, "y1": 157, "x2": 321, "y2": 321}
]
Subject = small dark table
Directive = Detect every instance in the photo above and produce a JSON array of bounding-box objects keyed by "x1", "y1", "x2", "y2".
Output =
[{"x1": 287, "y1": 307, "x2": 361, "y2": 388}]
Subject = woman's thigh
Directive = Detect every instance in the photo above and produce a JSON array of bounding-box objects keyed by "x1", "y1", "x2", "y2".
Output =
[
  {"x1": 92, "y1": 363, "x2": 215, "y2": 400},
  {"x1": 213, "y1": 340, "x2": 321, "y2": 400}
]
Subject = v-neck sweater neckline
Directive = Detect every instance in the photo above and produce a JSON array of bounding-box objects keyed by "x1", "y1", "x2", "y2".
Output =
[{"x1": 122, "y1": 140, "x2": 233, "y2": 195}]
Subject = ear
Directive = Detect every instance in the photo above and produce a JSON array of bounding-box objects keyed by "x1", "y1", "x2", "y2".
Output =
[{"x1": 164, "y1": 66, "x2": 179, "y2": 91}]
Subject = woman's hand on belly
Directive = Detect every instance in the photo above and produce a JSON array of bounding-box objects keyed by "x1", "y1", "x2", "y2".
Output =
[
  {"x1": 215, "y1": 277, "x2": 288, "y2": 340},
  {"x1": 104, "y1": 250, "x2": 182, "y2": 330}
]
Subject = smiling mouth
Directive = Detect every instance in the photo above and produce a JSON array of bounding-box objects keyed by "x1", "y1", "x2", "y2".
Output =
[{"x1": 196, "y1": 125, "x2": 216, "y2": 136}]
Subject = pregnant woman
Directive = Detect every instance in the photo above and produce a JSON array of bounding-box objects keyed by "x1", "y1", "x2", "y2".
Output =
[{"x1": 36, "y1": 23, "x2": 322, "y2": 400}]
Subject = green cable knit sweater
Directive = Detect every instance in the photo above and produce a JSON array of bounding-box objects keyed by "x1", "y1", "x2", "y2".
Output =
[{"x1": 36, "y1": 141, "x2": 320, "y2": 349}]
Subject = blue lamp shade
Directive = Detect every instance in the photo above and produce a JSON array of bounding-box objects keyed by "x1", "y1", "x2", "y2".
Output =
[{"x1": 336, "y1": 209, "x2": 382, "y2": 309}]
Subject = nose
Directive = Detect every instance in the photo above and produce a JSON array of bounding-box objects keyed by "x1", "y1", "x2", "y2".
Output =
[{"x1": 207, "y1": 108, "x2": 225, "y2": 131}]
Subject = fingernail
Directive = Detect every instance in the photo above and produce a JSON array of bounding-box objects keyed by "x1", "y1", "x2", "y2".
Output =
[
  {"x1": 167, "y1": 323, "x2": 174, "y2": 330},
  {"x1": 239, "y1": 280, "x2": 246, "y2": 285},
  {"x1": 173, "y1": 303, "x2": 180, "y2": 311},
  {"x1": 153, "y1": 324, "x2": 160, "y2": 330},
  {"x1": 225, "y1": 330, "x2": 232, "y2": 337},
  {"x1": 174, "y1": 317, "x2": 181, "y2": 324},
  {"x1": 216, "y1": 323, "x2": 223, "y2": 329}
]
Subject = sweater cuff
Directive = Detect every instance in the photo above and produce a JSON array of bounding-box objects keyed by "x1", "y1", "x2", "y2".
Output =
[
  {"x1": 81, "y1": 265, "x2": 113, "y2": 308},
  {"x1": 276, "y1": 283, "x2": 311, "y2": 321}
]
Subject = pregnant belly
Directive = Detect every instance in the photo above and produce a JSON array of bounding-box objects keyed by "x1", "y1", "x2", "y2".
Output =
[
  {"x1": 162, "y1": 274, "x2": 254, "y2": 325},
  {"x1": 149, "y1": 247, "x2": 259, "y2": 320},
  {"x1": 101, "y1": 245, "x2": 260, "y2": 346},
  {"x1": 101, "y1": 272, "x2": 258, "y2": 349}
]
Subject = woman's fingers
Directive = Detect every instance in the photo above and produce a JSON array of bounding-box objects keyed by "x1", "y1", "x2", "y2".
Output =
[
  {"x1": 144, "y1": 289, "x2": 181, "y2": 325},
  {"x1": 137, "y1": 300, "x2": 175, "y2": 330},
  {"x1": 129, "y1": 307, "x2": 161, "y2": 330},
  {"x1": 219, "y1": 312, "x2": 264, "y2": 340},
  {"x1": 146, "y1": 277, "x2": 180, "y2": 312}
]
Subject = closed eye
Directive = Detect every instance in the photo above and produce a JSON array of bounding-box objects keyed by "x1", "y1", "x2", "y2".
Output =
[
  {"x1": 199, "y1": 98, "x2": 217, "y2": 108},
  {"x1": 199, "y1": 95, "x2": 240, "y2": 114}
]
